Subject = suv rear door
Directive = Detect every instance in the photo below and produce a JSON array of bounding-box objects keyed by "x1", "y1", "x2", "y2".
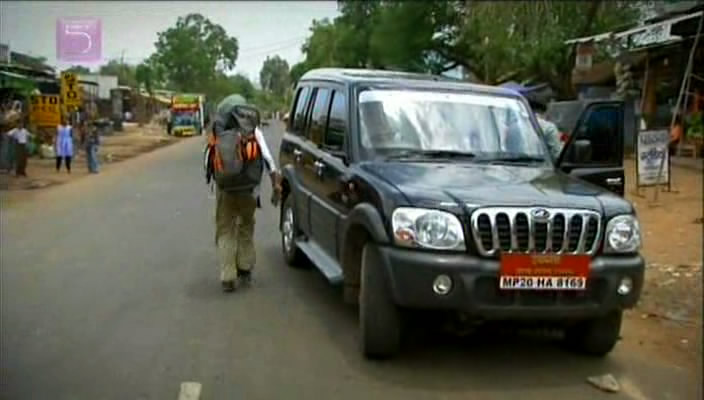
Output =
[
  {"x1": 555, "y1": 100, "x2": 627, "y2": 196},
  {"x1": 281, "y1": 85, "x2": 314, "y2": 236}
]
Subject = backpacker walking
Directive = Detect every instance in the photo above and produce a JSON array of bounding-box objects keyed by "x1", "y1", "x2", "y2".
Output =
[{"x1": 205, "y1": 98, "x2": 281, "y2": 292}]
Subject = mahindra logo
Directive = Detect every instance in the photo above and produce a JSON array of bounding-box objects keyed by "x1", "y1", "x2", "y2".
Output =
[{"x1": 531, "y1": 208, "x2": 550, "y2": 222}]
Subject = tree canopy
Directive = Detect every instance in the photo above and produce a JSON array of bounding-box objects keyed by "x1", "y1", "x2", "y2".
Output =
[
  {"x1": 152, "y1": 13, "x2": 239, "y2": 94},
  {"x1": 65, "y1": 65, "x2": 91, "y2": 74},
  {"x1": 292, "y1": 0, "x2": 646, "y2": 98},
  {"x1": 99, "y1": 59, "x2": 138, "y2": 87},
  {"x1": 259, "y1": 55, "x2": 291, "y2": 97}
]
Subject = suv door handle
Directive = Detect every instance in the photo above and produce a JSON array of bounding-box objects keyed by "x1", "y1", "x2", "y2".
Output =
[
  {"x1": 605, "y1": 177, "x2": 622, "y2": 185},
  {"x1": 314, "y1": 160, "x2": 325, "y2": 177}
]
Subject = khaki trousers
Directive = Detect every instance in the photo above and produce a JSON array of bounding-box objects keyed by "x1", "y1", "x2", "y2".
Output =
[{"x1": 215, "y1": 188, "x2": 257, "y2": 282}]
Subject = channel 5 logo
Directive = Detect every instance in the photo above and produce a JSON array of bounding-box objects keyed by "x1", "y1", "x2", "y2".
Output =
[{"x1": 56, "y1": 17, "x2": 102, "y2": 62}]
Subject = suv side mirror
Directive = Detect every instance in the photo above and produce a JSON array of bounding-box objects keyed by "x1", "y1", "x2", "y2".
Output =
[{"x1": 573, "y1": 139, "x2": 592, "y2": 163}]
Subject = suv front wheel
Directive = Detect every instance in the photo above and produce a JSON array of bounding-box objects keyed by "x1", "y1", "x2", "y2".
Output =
[
  {"x1": 565, "y1": 310, "x2": 622, "y2": 356},
  {"x1": 360, "y1": 243, "x2": 401, "y2": 359}
]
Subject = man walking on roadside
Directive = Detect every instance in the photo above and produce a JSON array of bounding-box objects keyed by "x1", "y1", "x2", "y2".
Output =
[
  {"x1": 207, "y1": 98, "x2": 281, "y2": 292},
  {"x1": 8, "y1": 121, "x2": 30, "y2": 177}
]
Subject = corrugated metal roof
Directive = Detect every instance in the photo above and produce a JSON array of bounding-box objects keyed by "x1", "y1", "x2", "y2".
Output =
[{"x1": 565, "y1": 10, "x2": 703, "y2": 45}]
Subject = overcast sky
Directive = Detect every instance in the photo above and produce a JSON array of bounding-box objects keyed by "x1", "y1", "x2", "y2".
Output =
[{"x1": 0, "y1": 1, "x2": 340, "y2": 84}]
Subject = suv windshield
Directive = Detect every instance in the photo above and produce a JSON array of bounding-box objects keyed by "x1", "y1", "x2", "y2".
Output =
[{"x1": 358, "y1": 89, "x2": 548, "y2": 162}]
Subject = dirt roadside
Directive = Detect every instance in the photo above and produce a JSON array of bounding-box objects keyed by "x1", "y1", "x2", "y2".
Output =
[
  {"x1": 0, "y1": 123, "x2": 184, "y2": 192},
  {"x1": 621, "y1": 159, "x2": 702, "y2": 378}
]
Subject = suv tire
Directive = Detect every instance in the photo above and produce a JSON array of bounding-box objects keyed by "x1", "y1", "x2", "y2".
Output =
[
  {"x1": 565, "y1": 311, "x2": 622, "y2": 356},
  {"x1": 360, "y1": 243, "x2": 401, "y2": 359},
  {"x1": 281, "y1": 196, "x2": 305, "y2": 267}
]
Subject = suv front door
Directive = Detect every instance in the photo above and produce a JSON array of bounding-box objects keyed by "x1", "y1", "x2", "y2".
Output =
[{"x1": 556, "y1": 100, "x2": 626, "y2": 196}]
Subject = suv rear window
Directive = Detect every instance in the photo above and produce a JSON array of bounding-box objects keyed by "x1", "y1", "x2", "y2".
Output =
[
  {"x1": 291, "y1": 86, "x2": 311, "y2": 136},
  {"x1": 309, "y1": 88, "x2": 330, "y2": 145},
  {"x1": 326, "y1": 90, "x2": 346, "y2": 149}
]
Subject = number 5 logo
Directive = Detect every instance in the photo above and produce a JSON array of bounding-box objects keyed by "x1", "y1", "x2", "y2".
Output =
[
  {"x1": 56, "y1": 17, "x2": 102, "y2": 62},
  {"x1": 65, "y1": 24, "x2": 92, "y2": 54}
]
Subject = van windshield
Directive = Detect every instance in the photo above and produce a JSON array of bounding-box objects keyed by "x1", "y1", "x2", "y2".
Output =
[{"x1": 358, "y1": 89, "x2": 548, "y2": 162}]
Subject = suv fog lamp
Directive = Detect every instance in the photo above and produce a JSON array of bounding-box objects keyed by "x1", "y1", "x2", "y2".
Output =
[
  {"x1": 617, "y1": 277, "x2": 633, "y2": 296},
  {"x1": 433, "y1": 274, "x2": 453, "y2": 295}
]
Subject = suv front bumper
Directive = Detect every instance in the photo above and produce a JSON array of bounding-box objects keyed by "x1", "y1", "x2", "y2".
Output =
[{"x1": 377, "y1": 246, "x2": 644, "y2": 320}]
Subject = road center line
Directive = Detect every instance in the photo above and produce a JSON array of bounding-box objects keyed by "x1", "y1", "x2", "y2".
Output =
[{"x1": 178, "y1": 382, "x2": 202, "y2": 400}]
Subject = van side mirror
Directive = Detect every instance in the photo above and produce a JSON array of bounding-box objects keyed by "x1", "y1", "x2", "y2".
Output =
[{"x1": 573, "y1": 139, "x2": 592, "y2": 164}]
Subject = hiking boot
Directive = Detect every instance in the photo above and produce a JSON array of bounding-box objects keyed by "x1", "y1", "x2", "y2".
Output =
[
  {"x1": 222, "y1": 280, "x2": 235, "y2": 293},
  {"x1": 237, "y1": 270, "x2": 252, "y2": 287}
]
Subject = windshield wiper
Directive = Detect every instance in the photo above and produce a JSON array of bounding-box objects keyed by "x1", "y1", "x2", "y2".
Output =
[
  {"x1": 419, "y1": 150, "x2": 477, "y2": 159},
  {"x1": 384, "y1": 149, "x2": 477, "y2": 160},
  {"x1": 480, "y1": 155, "x2": 546, "y2": 164}
]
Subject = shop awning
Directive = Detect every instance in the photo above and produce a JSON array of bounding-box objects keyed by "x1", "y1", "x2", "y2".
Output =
[{"x1": 565, "y1": 10, "x2": 703, "y2": 46}]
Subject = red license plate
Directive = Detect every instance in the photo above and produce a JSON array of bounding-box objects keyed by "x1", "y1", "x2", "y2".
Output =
[{"x1": 499, "y1": 254, "x2": 590, "y2": 290}]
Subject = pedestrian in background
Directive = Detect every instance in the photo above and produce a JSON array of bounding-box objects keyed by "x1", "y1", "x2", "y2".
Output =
[
  {"x1": 8, "y1": 121, "x2": 30, "y2": 177},
  {"x1": 0, "y1": 125, "x2": 16, "y2": 173},
  {"x1": 526, "y1": 94, "x2": 563, "y2": 161},
  {"x1": 84, "y1": 124, "x2": 101, "y2": 173},
  {"x1": 56, "y1": 116, "x2": 74, "y2": 173}
]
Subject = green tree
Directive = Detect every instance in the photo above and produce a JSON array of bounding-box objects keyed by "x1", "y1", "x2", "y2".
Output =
[
  {"x1": 289, "y1": 61, "x2": 309, "y2": 84},
  {"x1": 152, "y1": 13, "x2": 239, "y2": 94},
  {"x1": 259, "y1": 55, "x2": 290, "y2": 97},
  {"x1": 295, "y1": 0, "x2": 645, "y2": 98},
  {"x1": 99, "y1": 59, "x2": 138, "y2": 87},
  {"x1": 135, "y1": 63, "x2": 153, "y2": 93},
  {"x1": 65, "y1": 65, "x2": 91, "y2": 74},
  {"x1": 457, "y1": 1, "x2": 643, "y2": 96},
  {"x1": 228, "y1": 74, "x2": 256, "y2": 101}
]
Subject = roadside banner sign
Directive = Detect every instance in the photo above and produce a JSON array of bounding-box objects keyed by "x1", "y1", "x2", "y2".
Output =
[
  {"x1": 637, "y1": 129, "x2": 670, "y2": 186},
  {"x1": 30, "y1": 95, "x2": 62, "y2": 127},
  {"x1": 61, "y1": 71, "x2": 82, "y2": 113}
]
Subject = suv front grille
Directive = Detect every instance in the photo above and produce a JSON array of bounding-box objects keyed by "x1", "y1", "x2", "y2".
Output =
[{"x1": 470, "y1": 207, "x2": 602, "y2": 256}]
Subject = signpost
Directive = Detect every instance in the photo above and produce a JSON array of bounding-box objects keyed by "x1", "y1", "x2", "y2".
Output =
[
  {"x1": 636, "y1": 129, "x2": 670, "y2": 187},
  {"x1": 29, "y1": 94, "x2": 61, "y2": 127},
  {"x1": 60, "y1": 71, "x2": 82, "y2": 114}
]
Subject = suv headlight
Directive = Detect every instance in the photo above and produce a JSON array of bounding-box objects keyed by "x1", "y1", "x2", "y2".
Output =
[
  {"x1": 604, "y1": 215, "x2": 642, "y2": 253},
  {"x1": 391, "y1": 207, "x2": 466, "y2": 251}
]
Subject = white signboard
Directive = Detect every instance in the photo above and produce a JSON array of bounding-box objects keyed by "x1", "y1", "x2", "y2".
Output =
[{"x1": 637, "y1": 129, "x2": 670, "y2": 186}]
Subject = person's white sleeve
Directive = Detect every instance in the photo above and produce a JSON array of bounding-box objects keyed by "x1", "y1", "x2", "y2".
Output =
[{"x1": 255, "y1": 127, "x2": 277, "y2": 174}]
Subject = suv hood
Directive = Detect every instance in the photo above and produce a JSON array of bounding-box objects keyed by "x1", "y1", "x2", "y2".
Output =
[{"x1": 360, "y1": 161, "x2": 610, "y2": 211}]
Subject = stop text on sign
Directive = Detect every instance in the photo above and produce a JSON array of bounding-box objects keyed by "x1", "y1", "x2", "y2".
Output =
[{"x1": 61, "y1": 71, "x2": 82, "y2": 113}]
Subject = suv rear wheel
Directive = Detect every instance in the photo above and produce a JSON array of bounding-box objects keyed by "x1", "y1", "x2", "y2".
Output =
[
  {"x1": 360, "y1": 243, "x2": 401, "y2": 359},
  {"x1": 281, "y1": 196, "x2": 305, "y2": 267},
  {"x1": 565, "y1": 310, "x2": 622, "y2": 356}
]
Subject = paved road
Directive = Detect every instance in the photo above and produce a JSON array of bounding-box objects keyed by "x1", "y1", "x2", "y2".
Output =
[{"x1": 1, "y1": 122, "x2": 697, "y2": 400}]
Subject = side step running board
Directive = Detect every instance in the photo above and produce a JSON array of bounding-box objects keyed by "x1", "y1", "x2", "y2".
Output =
[{"x1": 296, "y1": 240, "x2": 344, "y2": 285}]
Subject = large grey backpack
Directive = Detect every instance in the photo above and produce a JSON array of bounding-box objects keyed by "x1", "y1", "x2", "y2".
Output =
[{"x1": 210, "y1": 104, "x2": 264, "y2": 193}]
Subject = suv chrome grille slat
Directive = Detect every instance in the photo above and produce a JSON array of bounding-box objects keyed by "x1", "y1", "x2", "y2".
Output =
[{"x1": 470, "y1": 207, "x2": 602, "y2": 256}]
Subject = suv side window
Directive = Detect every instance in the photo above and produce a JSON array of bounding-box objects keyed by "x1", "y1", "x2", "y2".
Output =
[
  {"x1": 291, "y1": 86, "x2": 311, "y2": 136},
  {"x1": 308, "y1": 88, "x2": 330, "y2": 145},
  {"x1": 325, "y1": 90, "x2": 346, "y2": 150},
  {"x1": 565, "y1": 104, "x2": 622, "y2": 165}
]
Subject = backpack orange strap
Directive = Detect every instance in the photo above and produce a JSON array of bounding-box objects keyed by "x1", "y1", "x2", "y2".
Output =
[{"x1": 208, "y1": 133, "x2": 224, "y2": 172}]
